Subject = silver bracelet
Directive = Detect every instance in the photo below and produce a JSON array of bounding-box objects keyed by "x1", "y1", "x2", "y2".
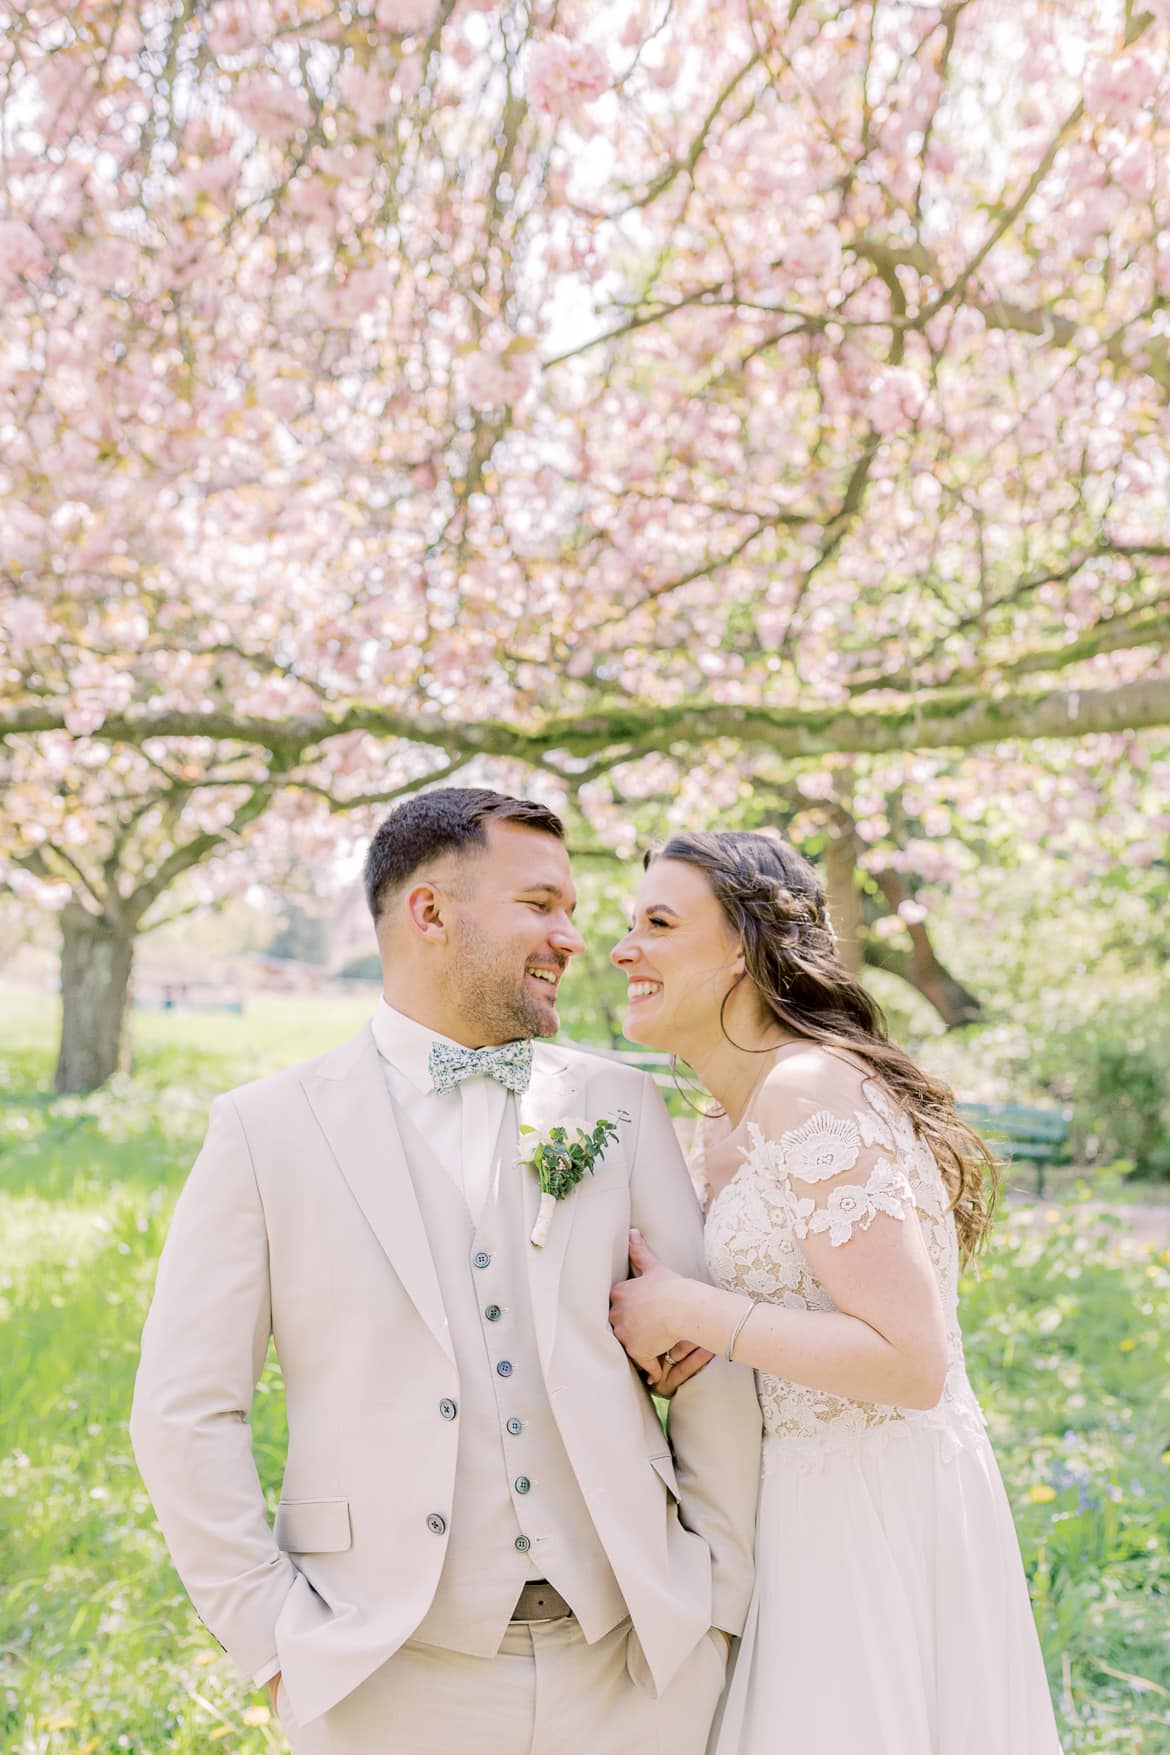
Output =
[{"x1": 726, "y1": 1298, "x2": 759, "y2": 1364}]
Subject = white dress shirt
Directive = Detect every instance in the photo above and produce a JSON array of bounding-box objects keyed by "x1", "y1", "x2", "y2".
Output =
[{"x1": 370, "y1": 998, "x2": 510, "y2": 1224}]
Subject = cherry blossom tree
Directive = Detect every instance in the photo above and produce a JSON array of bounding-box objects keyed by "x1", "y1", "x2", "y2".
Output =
[{"x1": 2, "y1": 0, "x2": 1169, "y2": 1088}]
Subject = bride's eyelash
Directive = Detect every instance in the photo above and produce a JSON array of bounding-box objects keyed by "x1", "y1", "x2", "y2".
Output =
[{"x1": 648, "y1": 916, "x2": 671, "y2": 928}]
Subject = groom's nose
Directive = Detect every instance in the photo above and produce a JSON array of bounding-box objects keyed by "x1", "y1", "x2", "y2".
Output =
[{"x1": 550, "y1": 917, "x2": 586, "y2": 957}]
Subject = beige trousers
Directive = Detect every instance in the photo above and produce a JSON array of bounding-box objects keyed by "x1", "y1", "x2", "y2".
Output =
[{"x1": 277, "y1": 1619, "x2": 729, "y2": 1755}]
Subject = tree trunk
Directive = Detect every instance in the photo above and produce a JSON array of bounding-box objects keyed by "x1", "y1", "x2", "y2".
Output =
[
  {"x1": 54, "y1": 902, "x2": 135, "y2": 1093},
  {"x1": 865, "y1": 868, "x2": 984, "y2": 1029},
  {"x1": 862, "y1": 939, "x2": 984, "y2": 1028},
  {"x1": 822, "y1": 813, "x2": 865, "y2": 974}
]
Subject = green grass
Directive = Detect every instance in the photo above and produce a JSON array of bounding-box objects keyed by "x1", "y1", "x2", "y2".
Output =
[{"x1": 3, "y1": 988, "x2": 1170, "y2": 1752}]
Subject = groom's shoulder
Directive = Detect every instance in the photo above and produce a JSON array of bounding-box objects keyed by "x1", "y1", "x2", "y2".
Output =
[
  {"x1": 218, "y1": 1024, "x2": 372, "y2": 1116},
  {"x1": 547, "y1": 1039, "x2": 653, "y2": 1100}
]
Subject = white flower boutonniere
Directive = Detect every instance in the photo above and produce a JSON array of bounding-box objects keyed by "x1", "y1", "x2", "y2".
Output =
[{"x1": 520, "y1": 1110, "x2": 630, "y2": 1247}]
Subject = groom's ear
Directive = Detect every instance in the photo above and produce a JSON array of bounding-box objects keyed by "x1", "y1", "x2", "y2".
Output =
[{"x1": 405, "y1": 881, "x2": 450, "y2": 944}]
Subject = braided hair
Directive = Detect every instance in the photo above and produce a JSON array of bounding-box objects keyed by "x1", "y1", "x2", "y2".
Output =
[{"x1": 651, "y1": 830, "x2": 997, "y2": 1260}]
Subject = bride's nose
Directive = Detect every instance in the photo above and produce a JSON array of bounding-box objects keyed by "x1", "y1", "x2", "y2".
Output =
[{"x1": 610, "y1": 931, "x2": 636, "y2": 968}]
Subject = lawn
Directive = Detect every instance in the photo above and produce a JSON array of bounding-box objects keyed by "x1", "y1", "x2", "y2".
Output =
[{"x1": 2, "y1": 987, "x2": 1169, "y2": 1753}]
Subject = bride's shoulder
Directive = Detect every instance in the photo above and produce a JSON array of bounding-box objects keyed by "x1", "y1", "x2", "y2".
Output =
[{"x1": 752, "y1": 1042, "x2": 873, "y2": 1130}]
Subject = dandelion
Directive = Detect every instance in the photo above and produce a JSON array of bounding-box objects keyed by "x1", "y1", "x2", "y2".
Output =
[
  {"x1": 243, "y1": 1704, "x2": 271, "y2": 1726},
  {"x1": 1028, "y1": 1484, "x2": 1058, "y2": 1503},
  {"x1": 1118, "y1": 1338, "x2": 1138, "y2": 1352}
]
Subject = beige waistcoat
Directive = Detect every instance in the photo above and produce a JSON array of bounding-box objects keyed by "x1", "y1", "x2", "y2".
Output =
[{"x1": 403, "y1": 1099, "x2": 626, "y2": 1653}]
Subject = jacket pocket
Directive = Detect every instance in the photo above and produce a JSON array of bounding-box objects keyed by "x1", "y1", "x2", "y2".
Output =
[
  {"x1": 648, "y1": 1450, "x2": 680, "y2": 1500},
  {"x1": 274, "y1": 1496, "x2": 352, "y2": 1554}
]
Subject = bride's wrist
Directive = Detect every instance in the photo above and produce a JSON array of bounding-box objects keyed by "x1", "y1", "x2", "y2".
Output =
[{"x1": 663, "y1": 1276, "x2": 698, "y2": 1337}]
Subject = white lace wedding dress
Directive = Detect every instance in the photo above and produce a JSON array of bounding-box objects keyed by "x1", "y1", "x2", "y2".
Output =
[{"x1": 701, "y1": 1064, "x2": 1064, "y2": 1754}]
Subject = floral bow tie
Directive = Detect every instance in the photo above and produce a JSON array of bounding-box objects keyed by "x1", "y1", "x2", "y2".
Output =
[{"x1": 428, "y1": 1038, "x2": 534, "y2": 1097}]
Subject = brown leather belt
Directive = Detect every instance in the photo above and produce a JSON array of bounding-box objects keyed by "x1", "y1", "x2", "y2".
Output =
[{"x1": 512, "y1": 1580, "x2": 573, "y2": 1623}]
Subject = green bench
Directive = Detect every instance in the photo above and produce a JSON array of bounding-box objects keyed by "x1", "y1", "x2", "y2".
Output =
[
  {"x1": 570, "y1": 1045, "x2": 1071, "y2": 1198},
  {"x1": 955, "y1": 1101, "x2": 1071, "y2": 1199}
]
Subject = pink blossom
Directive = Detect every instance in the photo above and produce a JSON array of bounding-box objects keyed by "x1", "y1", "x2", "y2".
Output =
[
  {"x1": 780, "y1": 225, "x2": 841, "y2": 283},
  {"x1": 2, "y1": 596, "x2": 51, "y2": 652},
  {"x1": 205, "y1": 3, "x2": 266, "y2": 56},
  {"x1": 526, "y1": 35, "x2": 610, "y2": 121},
  {"x1": 375, "y1": 0, "x2": 440, "y2": 31},
  {"x1": 645, "y1": 59, "x2": 679, "y2": 90},
  {"x1": 262, "y1": 379, "x2": 304, "y2": 419},
  {"x1": 229, "y1": 71, "x2": 314, "y2": 141},
  {"x1": 1129, "y1": 840, "x2": 1161, "y2": 866},
  {"x1": 395, "y1": 54, "x2": 425, "y2": 97},
  {"x1": 63, "y1": 700, "x2": 111, "y2": 738},
  {"x1": 0, "y1": 218, "x2": 50, "y2": 288},
  {"x1": 910, "y1": 472, "x2": 942, "y2": 510},
  {"x1": 463, "y1": 340, "x2": 539, "y2": 409},
  {"x1": 339, "y1": 63, "x2": 394, "y2": 130},
  {"x1": 867, "y1": 367, "x2": 928, "y2": 438},
  {"x1": 1084, "y1": 55, "x2": 1158, "y2": 123}
]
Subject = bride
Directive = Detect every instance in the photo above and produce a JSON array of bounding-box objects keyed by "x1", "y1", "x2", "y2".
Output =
[{"x1": 608, "y1": 830, "x2": 1063, "y2": 1754}]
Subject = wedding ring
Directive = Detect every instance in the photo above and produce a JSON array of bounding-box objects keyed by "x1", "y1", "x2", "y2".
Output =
[{"x1": 663, "y1": 1350, "x2": 679, "y2": 1365}]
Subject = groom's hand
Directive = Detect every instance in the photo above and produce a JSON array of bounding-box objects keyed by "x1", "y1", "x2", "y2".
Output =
[{"x1": 654, "y1": 1341, "x2": 715, "y2": 1396}]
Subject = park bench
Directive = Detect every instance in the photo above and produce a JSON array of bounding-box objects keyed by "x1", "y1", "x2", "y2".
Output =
[
  {"x1": 569, "y1": 1045, "x2": 1070, "y2": 1197},
  {"x1": 954, "y1": 1101, "x2": 1071, "y2": 1199}
]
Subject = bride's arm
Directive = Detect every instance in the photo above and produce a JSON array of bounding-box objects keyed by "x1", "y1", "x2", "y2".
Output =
[{"x1": 610, "y1": 1074, "x2": 948, "y2": 1410}]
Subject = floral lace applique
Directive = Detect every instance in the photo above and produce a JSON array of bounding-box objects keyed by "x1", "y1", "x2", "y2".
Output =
[{"x1": 703, "y1": 1076, "x2": 986, "y2": 1454}]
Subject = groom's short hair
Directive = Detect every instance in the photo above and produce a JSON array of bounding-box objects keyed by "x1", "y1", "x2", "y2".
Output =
[{"x1": 364, "y1": 787, "x2": 566, "y2": 921}]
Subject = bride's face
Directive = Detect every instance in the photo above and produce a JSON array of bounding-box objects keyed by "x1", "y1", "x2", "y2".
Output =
[{"x1": 610, "y1": 858, "x2": 742, "y2": 1052}]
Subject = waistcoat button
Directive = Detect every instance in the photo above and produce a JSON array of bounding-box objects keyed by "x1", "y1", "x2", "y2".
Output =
[
  {"x1": 515, "y1": 1535, "x2": 531, "y2": 1553},
  {"x1": 506, "y1": 1417, "x2": 523, "y2": 1435},
  {"x1": 515, "y1": 1476, "x2": 531, "y2": 1494},
  {"x1": 473, "y1": 1251, "x2": 492, "y2": 1269},
  {"x1": 439, "y1": 1399, "x2": 457, "y2": 1420},
  {"x1": 485, "y1": 1304, "x2": 502, "y2": 1322},
  {"x1": 427, "y1": 1513, "x2": 447, "y2": 1535},
  {"x1": 496, "y1": 1360, "x2": 513, "y2": 1377}
]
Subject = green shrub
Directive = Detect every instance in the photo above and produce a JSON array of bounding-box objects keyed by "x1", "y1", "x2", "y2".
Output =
[{"x1": 1031, "y1": 1008, "x2": 1170, "y2": 1182}]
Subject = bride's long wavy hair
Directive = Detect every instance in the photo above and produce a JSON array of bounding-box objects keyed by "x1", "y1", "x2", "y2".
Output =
[{"x1": 651, "y1": 830, "x2": 998, "y2": 1261}]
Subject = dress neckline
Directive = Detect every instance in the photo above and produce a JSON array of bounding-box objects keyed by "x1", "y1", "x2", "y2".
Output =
[{"x1": 698, "y1": 1041, "x2": 815, "y2": 1213}]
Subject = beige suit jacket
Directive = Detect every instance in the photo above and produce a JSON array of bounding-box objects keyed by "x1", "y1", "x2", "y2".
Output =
[{"x1": 130, "y1": 1028, "x2": 762, "y2": 1726}]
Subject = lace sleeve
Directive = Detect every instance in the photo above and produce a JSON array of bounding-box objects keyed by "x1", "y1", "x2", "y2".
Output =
[{"x1": 747, "y1": 1093, "x2": 918, "y2": 1248}]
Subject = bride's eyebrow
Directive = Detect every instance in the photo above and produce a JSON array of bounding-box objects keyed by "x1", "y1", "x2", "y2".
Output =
[{"x1": 633, "y1": 903, "x2": 680, "y2": 923}]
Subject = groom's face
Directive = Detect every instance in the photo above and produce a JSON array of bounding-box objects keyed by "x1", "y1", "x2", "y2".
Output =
[{"x1": 441, "y1": 823, "x2": 584, "y2": 1044}]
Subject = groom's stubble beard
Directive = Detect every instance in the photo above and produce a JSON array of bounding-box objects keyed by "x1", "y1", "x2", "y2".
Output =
[{"x1": 448, "y1": 914, "x2": 559, "y2": 1043}]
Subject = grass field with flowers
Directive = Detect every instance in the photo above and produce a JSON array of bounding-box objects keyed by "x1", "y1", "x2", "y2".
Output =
[{"x1": 3, "y1": 986, "x2": 1169, "y2": 1754}]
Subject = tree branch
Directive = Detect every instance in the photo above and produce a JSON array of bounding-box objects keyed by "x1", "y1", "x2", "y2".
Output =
[{"x1": 5, "y1": 674, "x2": 1170, "y2": 766}]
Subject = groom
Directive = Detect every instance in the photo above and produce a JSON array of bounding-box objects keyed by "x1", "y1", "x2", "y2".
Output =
[{"x1": 130, "y1": 788, "x2": 761, "y2": 1753}]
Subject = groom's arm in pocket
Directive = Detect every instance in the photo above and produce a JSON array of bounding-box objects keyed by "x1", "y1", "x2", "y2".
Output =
[
  {"x1": 129, "y1": 1093, "x2": 297, "y2": 1686},
  {"x1": 625, "y1": 1077, "x2": 762, "y2": 1637}
]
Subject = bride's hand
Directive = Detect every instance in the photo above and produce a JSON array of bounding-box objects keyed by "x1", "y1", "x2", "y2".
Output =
[{"x1": 610, "y1": 1230, "x2": 696, "y2": 1383}]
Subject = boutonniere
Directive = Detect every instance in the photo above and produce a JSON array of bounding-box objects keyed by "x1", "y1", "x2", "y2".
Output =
[{"x1": 520, "y1": 1110, "x2": 630, "y2": 1247}]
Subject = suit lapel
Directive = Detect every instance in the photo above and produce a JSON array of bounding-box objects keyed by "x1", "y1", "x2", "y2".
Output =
[
  {"x1": 301, "y1": 1027, "x2": 454, "y2": 1365},
  {"x1": 518, "y1": 1045, "x2": 587, "y2": 1376}
]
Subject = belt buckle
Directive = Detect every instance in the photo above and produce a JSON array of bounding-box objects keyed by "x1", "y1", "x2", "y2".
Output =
[{"x1": 513, "y1": 1581, "x2": 569, "y2": 1624}]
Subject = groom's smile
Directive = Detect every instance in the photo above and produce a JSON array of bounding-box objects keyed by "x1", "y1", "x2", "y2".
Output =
[{"x1": 441, "y1": 824, "x2": 584, "y2": 1043}]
